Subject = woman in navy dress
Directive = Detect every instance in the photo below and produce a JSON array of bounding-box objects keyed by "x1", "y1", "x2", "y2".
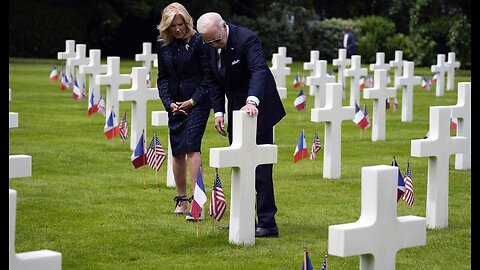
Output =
[{"x1": 156, "y1": 2, "x2": 211, "y2": 218}]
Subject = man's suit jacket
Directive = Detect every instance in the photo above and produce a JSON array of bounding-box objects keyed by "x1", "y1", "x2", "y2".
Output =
[
  {"x1": 342, "y1": 32, "x2": 356, "y2": 57},
  {"x1": 207, "y1": 23, "x2": 286, "y2": 136}
]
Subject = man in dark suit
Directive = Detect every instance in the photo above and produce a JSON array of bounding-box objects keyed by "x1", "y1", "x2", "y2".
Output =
[
  {"x1": 342, "y1": 25, "x2": 356, "y2": 58},
  {"x1": 197, "y1": 12, "x2": 286, "y2": 238}
]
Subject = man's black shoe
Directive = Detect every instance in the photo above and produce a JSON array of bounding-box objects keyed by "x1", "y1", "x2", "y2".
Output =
[{"x1": 255, "y1": 226, "x2": 279, "y2": 238}]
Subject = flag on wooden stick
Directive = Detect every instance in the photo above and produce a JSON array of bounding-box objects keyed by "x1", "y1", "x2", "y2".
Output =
[{"x1": 208, "y1": 169, "x2": 226, "y2": 221}]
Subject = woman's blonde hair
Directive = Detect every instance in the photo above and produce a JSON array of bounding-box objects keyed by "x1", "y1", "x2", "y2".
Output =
[{"x1": 156, "y1": 2, "x2": 195, "y2": 46}]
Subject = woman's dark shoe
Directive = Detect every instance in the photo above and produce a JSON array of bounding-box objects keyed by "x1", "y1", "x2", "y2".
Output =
[{"x1": 173, "y1": 195, "x2": 190, "y2": 215}]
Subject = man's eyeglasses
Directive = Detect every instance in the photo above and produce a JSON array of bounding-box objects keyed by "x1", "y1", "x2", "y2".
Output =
[{"x1": 203, "y1": 31, "x2": 222, "y2": 45}]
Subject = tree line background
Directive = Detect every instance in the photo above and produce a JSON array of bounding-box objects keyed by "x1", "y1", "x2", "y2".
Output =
[{"x1": 9, "y1": 0, "x2": 471, "y2": 67}]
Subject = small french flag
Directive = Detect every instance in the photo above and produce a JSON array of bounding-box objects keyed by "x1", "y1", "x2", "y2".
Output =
[{"x1": 49, "y1": 65, "x2": 58, "y2": 81}]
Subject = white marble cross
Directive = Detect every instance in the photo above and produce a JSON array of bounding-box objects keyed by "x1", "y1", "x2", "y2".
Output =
[
  {"x1": 10, "y1": 189, "x2": 62, "y2": 270},
  {"x1": 135, "y1": 42, "x2": 157, "y2": 87},
  {"x1": 389, "y1": 50, "x2": 404, "y2": 89},
  {"x1": 269, "y1": 53, "x2": 288, "y2": 99},
  {"x1": 270, "y1": 46, "x2": 292, "y2": 92},
  {"x1": 79, "y1": 49, "x2": 108, "y2": 107},
  {"x1": 270, "y1": 47, "x2": 292, "y2": 88},
  {"x1": 67, "y1": 44, "x2": 89, "y2": 96},
  {"x1": 344, "y1": 55, "x2": 368, "y2": 107},
  {"x1": 332, "y1": 48, "x2": 351, "y2": 89},
  {"x1": 307, "y1": 60, "x2": 336, "y2": 108},
  {"x1": 277, "y1": 46, "x2": 292, "y2": 65},
  {"x1": 394, "y1": 61, "x2": 421, "y2": 122},
  {"x1": 95, "y1": 57, "x2": 131, "y2": 120},
  {"x1": 151, "y1": 111, "x2": 176, "y2": 187},
  {"x1": 369, "y1": 52, "x2": 391, "y2": 77},
  {"x1": 431, "y1": 54, "x2": 449, "y2": 97},
  {"x1": 363, "y1": 69, "x2": 397, "y2": 142},
  {"x1": 451, "y1": 82, "x2": 471, "y2": 170},
  {"x1": 311, "y1": 83, "x2": 354, "y2": 179},
  {"x1": 411, "y1": 106, "x2": 467, "y2": 228},
  {"x1": 57, "y1": 40, "x2": 76, "y2": 78},
  {"x1": 304, "y1": 50, "x2": 319, "y2": 72},
  {"x1": 135, "y1": 42, "x2": 157, "y2": 72},
  {"x1": 328, "y1": 165, "x2": 426, "y2": 270},
  {"x1": 303, "y1": 50, "x2": 320, "y2": 96},
  {"x1": 209, "y1": 111, "x2": 277, "y2": 245},
  {"x1": 446, "y1": 52, "x2": 461, "y2": 91},
  {"x1": 118, "y1": 67, "x2": 158, "y2": 150},
  {"x1": 9, "y1": 89, "x2": 32, "y2": 179}
]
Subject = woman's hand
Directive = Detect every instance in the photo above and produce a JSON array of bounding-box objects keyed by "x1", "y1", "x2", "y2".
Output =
[
  {"x1": 170, "y1": 102, "x2": 187, "y2": 115},
  {"x1": 176, "y1": 98, "x2": 196, "y2": 114}
]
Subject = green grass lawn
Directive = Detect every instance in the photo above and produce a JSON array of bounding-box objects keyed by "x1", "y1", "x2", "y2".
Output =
[{"x1": 9, "y1": 57, "x2": 471, "y2": 269}]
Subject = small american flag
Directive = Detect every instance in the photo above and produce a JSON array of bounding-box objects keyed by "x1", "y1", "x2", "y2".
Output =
[
  {"x1": 321, "y1": 252, "x2": 328, "y2": 270},
  {"x1": 310, "y1": 130, "x2": 321, "y2": 160},
  {"x1": 146, "y1": 132, "x2": 166, "y2": 171},
  {"x1": 208, "y1": 169, "x2": 226, "y2": 221},
  {"x1": 402, "y1": 162, "x2": 414, "y2": 207},
  {"x1": 97, "y1": 94, "x2": 106, "y2": 116},
  {"x1": 119, "y1": 112, "x2": 128, "y2": 141}
]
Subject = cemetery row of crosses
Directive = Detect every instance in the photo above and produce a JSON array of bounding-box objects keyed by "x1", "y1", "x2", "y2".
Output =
[{"x1": 9, "y1": 38, "x2": 470, "y2": 269}]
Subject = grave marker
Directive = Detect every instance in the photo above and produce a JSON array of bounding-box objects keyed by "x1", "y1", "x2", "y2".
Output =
[
  {"x1": 431, "y1": 54, "x2": 448, "y2": 97},
  {"x1": 9, "y1": 155, "x2": 32, "y2": 179},
  {"x1": 304, "y1": 50, "x2": 320, "y2": 96},
  {"x1": 210, "y1": 111, "x2": 277, "y2": 245},
  {"x1": 369, "y1": 52, "x2": 391, "y2": 72},
  {"x1": 67, "y1": 44, "x2": 89, "y2": 99},
  {"x1": 411, "y1": 106, "x2": 467, "y2": 228},
  {"x1": 328, "y1": 165, "x2": 426, "y2": 270},
  {"x1": 389, "y1": 50, "x2": 404, "y2": 89},
  {"x1": 118, "y1": 67, "x2": 158, "y2": 150},
  {"x1": 451, "y1": 82, "x2": 471, "y2": 170},
  {"x1": 445, "y1": 52, "x2": 461, "y2": 91},
  {"x1": 95, "y1": 57, "x2": 131, "y2": 120},
  {"x1": 270, "y1": 47, "x2": 292, "y2": 88},
  {"x1": 135, "y1": 42, "x2": 157, "y2": 87},
  {"x1": 363, "y1": 69, "x2": 397, "y2": 141},
  {"x1": 311, "y1": 83, "x2": 354, "y2": 179},
  {"x1": 394, "y1": 61, "x2": 421, "y2": 122},
  {"x1": 307, "y1": 60, "x2": 335, "y2": 108},
  {"x1": 79, "y1": 49, "x2": 108, "y2": 107},
  {"x1": 135, "y1": 42, "x2": 157, "y2": 72},
  {"x1": 344, "y1": 55, "x2": 368, "y2": 107},
  {"x1": 9, "y1": 89, "x2": 31, "y2": 179},
  {"x1": 9, "y1": 88, "x2": 18, "y2": 128},
  {"x1": 10, "y1": 189, "x2": 62, "y2": 270},
  {"x1": 57, "y1": 40, "x2": 76, "y2": 78},
  {"x1": 332, "y1": 48, "x2": 351, "y2": 89}
]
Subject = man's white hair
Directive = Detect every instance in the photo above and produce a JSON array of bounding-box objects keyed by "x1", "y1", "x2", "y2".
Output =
[{"x1": 197, "y1": 12, "x2": 224, "y2": 34}]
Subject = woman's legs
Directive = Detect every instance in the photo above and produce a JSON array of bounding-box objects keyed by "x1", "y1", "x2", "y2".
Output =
[
  {"x1": 187, "y1": 152, "x2": 202, "y2": 193},
  {"x1": 185, "y1": 152, "x2": 205, "y2": 220},
  {"x1": 173, "y1": 154, "x2": 189, "y2": 214}
]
